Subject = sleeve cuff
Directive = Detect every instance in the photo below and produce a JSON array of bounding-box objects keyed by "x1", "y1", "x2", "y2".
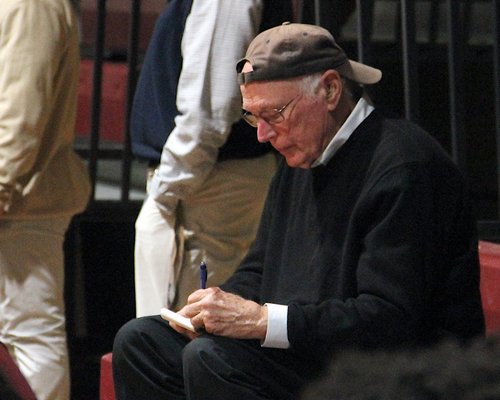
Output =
[
  {"x1": 148, "y1": 172, "x2": 178, "y2": 216},
  {"x1": 261, "y1": 303, "x2": 290, "y2": 349}
]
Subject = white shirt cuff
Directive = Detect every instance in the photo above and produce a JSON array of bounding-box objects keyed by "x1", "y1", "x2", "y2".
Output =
[{"x1": 262, "y1": 303, "x2": 290, "y2": 349}]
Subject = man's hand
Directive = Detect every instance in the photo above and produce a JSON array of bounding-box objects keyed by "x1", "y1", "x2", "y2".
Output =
[{"x1": 172, "y1": 287, "x2": 268, "y2": 340}]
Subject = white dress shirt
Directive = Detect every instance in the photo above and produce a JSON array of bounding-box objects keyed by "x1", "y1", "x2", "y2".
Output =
[{"x1": 148, "y1": 0, "x2": 264, "y2": 214}]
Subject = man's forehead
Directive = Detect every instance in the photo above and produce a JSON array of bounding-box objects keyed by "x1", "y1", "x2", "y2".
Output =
[
  {"x1": 242, "y1": 87, "x2": 295, "y2": 111},
  {"x1": 242, "y1": 78, "x2": 298, "y2": 100}
]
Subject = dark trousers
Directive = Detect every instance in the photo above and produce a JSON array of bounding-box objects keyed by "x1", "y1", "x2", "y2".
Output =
[{"x1": 112, "y1": 316, "x2": 316, "y2": 400}]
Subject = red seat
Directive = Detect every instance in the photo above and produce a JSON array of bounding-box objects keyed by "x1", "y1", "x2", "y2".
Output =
[
  {"x1": 0, "y1": 343, "x2": 37, "y2": 400},
  {"x1": 478, "y1": 240, "x2": 500, "y2": 335},
  {"x1": 76, "y1": 60, "x2": 128, "y2": 143},
  {"x1": 100, "y1": 352, "x2": 115, "y2": 400}
]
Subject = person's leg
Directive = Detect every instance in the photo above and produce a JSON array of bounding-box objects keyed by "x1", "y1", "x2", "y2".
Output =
[
  {"x1": 173, "y1": 153, "x2": 277, "y2": 308},
  {"x1": 113, "y1": 316, "x2": 189, "y2": 400},
  {"x1": 113, "y1": 317, "x2": 311, "y2": 400},
  {"x1": 0, "y1": 217, "x2": 71, "y2": 400},
  {"x1": 134, "y1": 195, "x2": 181, "y2": 316},
  {"x1": 182, "y1": 335, "x2": 309, "y2": 400}
]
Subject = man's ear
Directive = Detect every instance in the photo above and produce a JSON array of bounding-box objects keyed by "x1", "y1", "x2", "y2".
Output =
[{"x1": 321, "y1": 69, "x2": 342, "y2": 110}]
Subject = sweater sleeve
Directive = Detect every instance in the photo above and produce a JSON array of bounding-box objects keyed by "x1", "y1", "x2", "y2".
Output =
[{"x1": 0, "y1": 2, "x2": 60, "y2": 210}]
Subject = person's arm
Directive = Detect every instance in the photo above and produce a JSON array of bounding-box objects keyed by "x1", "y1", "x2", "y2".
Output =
[
  {"x1": 0, "y1": 2, "x2": 61, "y2": 214},
  {"x1": 149, "y1": 0, "x2": 263, "y2": 213}
]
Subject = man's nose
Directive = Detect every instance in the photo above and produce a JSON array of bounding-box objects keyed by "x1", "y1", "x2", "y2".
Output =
[{"x1": 257, "y1": 121, "x2": 276, "y2": 142}]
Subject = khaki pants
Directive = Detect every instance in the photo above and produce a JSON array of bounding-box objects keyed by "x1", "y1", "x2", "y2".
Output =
[
  {"x1": 0, "y1": 217, "x2": 71, "y2": 400},
  {"x1": 134, "y1": 153, "x2": 277, "y2": 316}
]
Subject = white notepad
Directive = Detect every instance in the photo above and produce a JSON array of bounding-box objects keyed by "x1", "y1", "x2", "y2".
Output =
[{"x1": 160, "y1": 307, "x2": 196, "y2": 332}]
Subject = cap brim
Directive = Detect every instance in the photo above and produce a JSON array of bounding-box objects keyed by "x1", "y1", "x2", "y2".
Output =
[{"x1": 337, "y1": 60, "x2": 382, "y2": 85}]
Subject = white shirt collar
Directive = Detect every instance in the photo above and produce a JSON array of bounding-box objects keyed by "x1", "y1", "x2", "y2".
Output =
[{"x1": 312, "y1": 96, "x2": 375, "y2": 167}]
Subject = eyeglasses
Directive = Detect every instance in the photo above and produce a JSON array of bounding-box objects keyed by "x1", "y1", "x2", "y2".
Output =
[{"x1": 242, "y1": 94, "x2": 301, "y2": 128}]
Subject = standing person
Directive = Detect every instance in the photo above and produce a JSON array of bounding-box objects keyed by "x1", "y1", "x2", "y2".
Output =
[
  {"x1": 113, "y1": 23, "x2": 484, "y2": 400},
  {"x1": 0, "y1": 1, "x2": 91, "y2": 399},
  {"x1": 131, "y1": 0, "x2": 293, "y2": 316}
]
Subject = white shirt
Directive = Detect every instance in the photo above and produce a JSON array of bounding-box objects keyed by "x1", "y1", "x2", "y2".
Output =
[
  {"x1": 262, "y1": 97, "x2": 375, "y2": 348},
  {"x1": 148, "y1": 0, "x2": 264, "y2": 213}
]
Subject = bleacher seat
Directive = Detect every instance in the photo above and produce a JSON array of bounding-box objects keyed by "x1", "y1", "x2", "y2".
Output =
[
  {"x1": 76, "y1": 60, "x2": 128, "y2": 143},
  {"x1": 100, "y1": 352, "x2": 115, "y2": 400},
  {"x1": 478, "y1": 240, "x2": 500, "y2": 335}
]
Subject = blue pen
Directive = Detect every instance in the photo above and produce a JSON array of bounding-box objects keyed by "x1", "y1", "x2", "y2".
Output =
[{"x1": 200, "y1": 261, "x2": 208, "y2": 289}]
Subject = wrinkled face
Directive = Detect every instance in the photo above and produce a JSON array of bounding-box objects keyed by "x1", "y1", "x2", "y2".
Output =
[{"x1": 240, "y1": 78, "x2": 335, "y2": 169}]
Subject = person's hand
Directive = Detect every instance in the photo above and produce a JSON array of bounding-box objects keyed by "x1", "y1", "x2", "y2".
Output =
[
  {"x1": 167, "y1": 318, "x2": 200, "y2": 341},
  {"x1": 174, "y1": 287, "x2": 268, "y2": 340}
]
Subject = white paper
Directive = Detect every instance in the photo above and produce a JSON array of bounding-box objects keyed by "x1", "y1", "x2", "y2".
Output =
[{"x1": 160, "y1": 308, "x2": 196, "y2": 332}]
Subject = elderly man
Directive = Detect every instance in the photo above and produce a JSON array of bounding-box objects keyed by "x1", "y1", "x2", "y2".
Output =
[{"x1": 112, "y1": 23, "x2": 484, "y2": 400}]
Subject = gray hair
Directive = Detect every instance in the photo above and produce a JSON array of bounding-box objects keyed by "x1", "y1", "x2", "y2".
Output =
[
  {"x1": 297, "y1": 73, "x2": 323, "y2": 96},
  {"x1": 297, "y1": 72, "x2": 364, "y2": 101}
]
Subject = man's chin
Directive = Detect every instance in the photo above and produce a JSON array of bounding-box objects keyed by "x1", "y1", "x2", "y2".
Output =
[{"x1": 284, "y1": 156, "x2": 312, "y2": 169}]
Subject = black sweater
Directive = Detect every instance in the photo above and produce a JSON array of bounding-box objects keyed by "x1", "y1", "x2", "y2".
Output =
[{"x1": 221, "y1": 111, "x2": 484, "y2": 364}]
